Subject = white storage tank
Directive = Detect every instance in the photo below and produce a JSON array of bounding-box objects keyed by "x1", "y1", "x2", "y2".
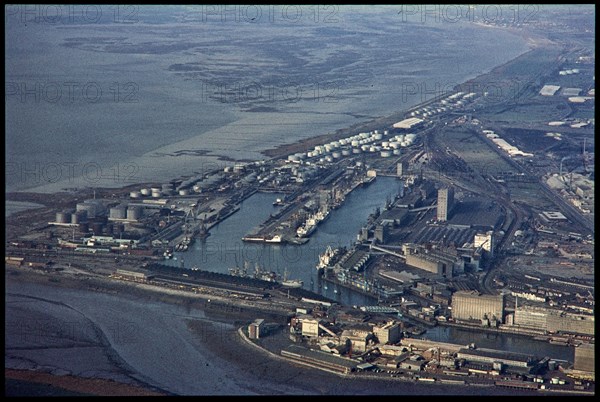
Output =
[
  {"x1": 179, "y1": 189, "x2": 190, "y2": 196},
  {"x1": 332, "y1": 151, "x2": 341, "y2": 159},
  {"x1": 71, "y1": 212, "x2": 82, "y2": 224},
  {"x1": 373, "y1": 133, "x2": 383, "y2": 140},
  {"x1": 151, "y1": 189, "x2": 161, "y2": 198},
  {"x1": 325, "y1": 156, "x2": 333, "y2": 163},
  {"x1": 382, "y1": 141, "x2": 389, "y2": 148},
  {"x1": 109, "y1": 206, "x2": 127, "y2": 220},
  {"x1": 127, "y1": 206, "x2": 142, "y2": 221},
  {"x1": 381, "y1": 150, "x2": 392, "y2": 158},
  {"x1": 55, "y1": 211, "x2": 70, "y2": 224},
  {"x1": 341, "y1": 149, "x2": 351, "y2": 156},
  {"x1": 140, "y1": 188, "x2": 150, "y2": 196},
  {"x1": 393, "y1": 149, "x2": 401, "y2": 155},
  {"x1": 352, "y1": 148, "x2": 361, "y2": 154}
]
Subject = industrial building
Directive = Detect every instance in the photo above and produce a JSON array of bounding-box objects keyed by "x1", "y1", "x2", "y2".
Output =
[
  {"x1": 473, "y1": 231, "x2": 494, "y2": 257},
  {"x1": 574, "y1": 343, "x2": 595, "y2": 374},
  {"x1": 374, "y1": 223, "x2": 389, "y2": 244},
  {"x1": 404, "y1": 245, "x2": 463, "y2": 278},
  {"x1": 301, "y1": 318, "x2": 320, "y2": 338},
  {"x1": 539, "y1": 85, "x2": 561, "y2": 96},
  {"x1": 341, "y1": 325, "x2": 375, "y2": 353},
  {"x1": 457, "y1": 347, "x2": 537, "y2": 373},
  {"x1": 400, "y1": 338, "x2": 464, "y2": 354},
  {"x1": 393, "y1": 117, "x2": 424, "y2": 130},
  {"x1": 539, "y1": 211, "x2": 568, "y2": 222},
  {"x1": 513, "y1": 305, "x2": 595, "y2": 335},
  {"x1": 339, "y1": 249, "x2": 370, "y2": 272},
  {"x1": 281, "y1": 345, "x2": 355, "y2": 374},
  {"x1": 437, "y1": 187, "x2": 454, "y2": 222},
  {"x1": 248, "y1": 318, "x2": 265, "y2": 339},
  {"x1": 114, "y1": 269, "x2": 154, "y2": 281},
  {"x1": 451, "y1": 291, "x2": 504, "y2": 325},
  {"x1": 373, "y1": 321, "x2": 401, "y2": 345}
]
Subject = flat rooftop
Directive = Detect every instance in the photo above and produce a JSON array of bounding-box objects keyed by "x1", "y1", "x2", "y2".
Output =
[
  {"x1": 412, "y1": 225, "x2": 478, "y2": 246},
  {"x1": 540, "y1": 85, "x2": 561, "y2": 96},
  {"x1": 458, "y1": 347, "x2": 535, "y2": 364}
]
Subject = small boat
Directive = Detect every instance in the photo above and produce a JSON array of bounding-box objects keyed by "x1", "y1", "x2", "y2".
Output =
[{"x1": 281, "y1": 267, "x2": 303, "y2": 288}]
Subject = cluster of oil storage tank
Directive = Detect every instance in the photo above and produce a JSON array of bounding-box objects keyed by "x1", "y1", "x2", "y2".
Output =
[
  {"x1": 558, "y1": 69, "x2": 580, "y2": 75},
  {"x1": 297, "y1": 129, "x2": 396, "y2": 163},
  {"x1": 130, "y1": 182, "x2": 176, "y2": 199},
  {"x1": 410, "y1": 91, "x2": 477, "y2": 118},
  {"x1": 108, "y1": 204, "x2": 142, "y2": 221},
  {"x1": 56, "y1": 211, "x2": 87, "y2": 224},
  {"x1": 76, "y1": 200, "x2": 104, "y2": 219},
  {"x1": 109, "y1": 205, "x2": 127, "y2": 220}
]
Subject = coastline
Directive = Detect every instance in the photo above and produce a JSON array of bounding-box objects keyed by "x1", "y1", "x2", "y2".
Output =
[
  {"x1": 7, "y1": 266, "x2": 589, "y2": 396},
  {"x1": 7, "y1": 21, "x2": 590, "y2": 396},
  {"x1": 6, "y1": 22, "x2": 535, "y2": 196},
  {"x1": 259, "y1": 23, "x2": 541, "y2": 161},
  {"x1": 7, "y1": 30, "x2": 536, "y2": 204}
]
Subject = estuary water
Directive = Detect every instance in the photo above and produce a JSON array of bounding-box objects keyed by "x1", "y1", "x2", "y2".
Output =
[{"x1": 5, "y1": 5, "x2": 531, "y2": 193}]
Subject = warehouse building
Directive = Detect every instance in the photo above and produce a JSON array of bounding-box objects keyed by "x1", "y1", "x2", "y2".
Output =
[
  {"x1": 539, "y1": 85, "x2": 561, "y2": 96},
  {"x1": 373, "y1": 321, "x2": 401, "y2": 345},
  {"x1": 451, "y1": 291, "x2": 504, "y2": 325},
  {"x1": 513, "y1": 305, "x2": 595, "y2": 335},
  {"x1": 404, "y1": 245, "x2": 463, "y2": 278},
  {"x1": 281, "y1": 345, "x2": 355, "y2": 374},
  {"x1": 393, "y1": 117, "x2": 424, "y2": 130},
  {"x1": 457, "y1": 347, "x2": 537, "y2": 372},
  {"x1": 341, "y1": 325, "x2": 375, "y2": 353}
]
